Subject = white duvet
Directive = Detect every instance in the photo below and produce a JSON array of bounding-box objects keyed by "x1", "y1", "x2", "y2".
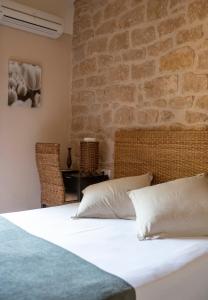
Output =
[{"x1": 3, "y1": 204, "x2": 208, "y2": 300}]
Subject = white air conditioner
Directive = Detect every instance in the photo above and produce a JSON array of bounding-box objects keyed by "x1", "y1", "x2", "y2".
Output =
[{"x1": 0, "y1": 0, "x2": 64, "y2": 39}]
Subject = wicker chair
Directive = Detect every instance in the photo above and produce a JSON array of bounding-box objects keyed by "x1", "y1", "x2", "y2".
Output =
[{"x1": 35, "y1": 143, "x2": 77, "y2": 207}]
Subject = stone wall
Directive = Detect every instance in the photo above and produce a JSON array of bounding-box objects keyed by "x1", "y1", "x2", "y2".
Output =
[{"x1": 71, "y1": 0, "x2": 208, "y2": 171}]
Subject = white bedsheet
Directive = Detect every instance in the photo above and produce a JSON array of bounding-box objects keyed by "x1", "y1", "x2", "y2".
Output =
[{"x1": 3, "y1": 204, "x2": 208, "y2": 300}]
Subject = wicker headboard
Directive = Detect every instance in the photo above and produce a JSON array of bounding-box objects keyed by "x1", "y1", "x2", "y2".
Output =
[{"x1": 114, "y1": 129, "x2": 208, "y2": 184}]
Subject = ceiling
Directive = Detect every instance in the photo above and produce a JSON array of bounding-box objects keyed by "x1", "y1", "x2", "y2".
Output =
[{"x1": 12, "y1": 0, "x2": 74, "y2": 34}]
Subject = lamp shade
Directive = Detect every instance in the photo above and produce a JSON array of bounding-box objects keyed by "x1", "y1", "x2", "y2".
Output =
[{"x1": 80, "y1": 141, "x2": 99, "y2": 174}]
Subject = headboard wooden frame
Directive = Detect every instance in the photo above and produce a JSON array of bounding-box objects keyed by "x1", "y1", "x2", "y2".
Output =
[{"x1": 114, "y1": 129, "x2": 208, "y2": 184}]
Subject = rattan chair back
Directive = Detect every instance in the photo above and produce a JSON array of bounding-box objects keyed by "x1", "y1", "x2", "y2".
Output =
[{"x1": 35, "y1": 143, "x2": 65, "y2": 206}]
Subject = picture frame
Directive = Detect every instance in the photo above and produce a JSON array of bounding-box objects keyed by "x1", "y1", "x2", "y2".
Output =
[{"x1": 8, "y1": 60, "x2": 42, "y2": 108}]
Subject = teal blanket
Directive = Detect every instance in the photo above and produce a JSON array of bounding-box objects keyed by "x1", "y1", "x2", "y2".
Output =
[{"x1": 0, "y1": 216, "x2": 135, "y2": 300}]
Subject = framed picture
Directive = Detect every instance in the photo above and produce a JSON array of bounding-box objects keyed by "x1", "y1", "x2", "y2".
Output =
[{"x1": 8, "y1": 60, "x2": 42, "y2": 108}]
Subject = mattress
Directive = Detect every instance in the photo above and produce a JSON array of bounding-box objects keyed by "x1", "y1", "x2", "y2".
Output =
[{"x1": 3, "y1": 203, "x2": 208, "y2": 300}]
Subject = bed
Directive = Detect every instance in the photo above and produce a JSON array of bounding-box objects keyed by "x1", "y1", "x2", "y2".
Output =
[{"x1": 1, "y1": 129, "x2": 208, "y2": 300}]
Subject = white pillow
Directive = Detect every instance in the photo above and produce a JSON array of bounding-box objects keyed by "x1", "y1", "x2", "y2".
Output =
[
  {"x1": 75, "y1": 174, "x2": 153, "y2": 219},
  {"x1": 129, "y1": 173, "x2": 208, "y2": 240}
]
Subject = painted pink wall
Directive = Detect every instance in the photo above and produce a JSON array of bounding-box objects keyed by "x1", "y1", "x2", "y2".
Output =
[{"x1": 0, "y1": 26, "x2": 72, "y2": 213}]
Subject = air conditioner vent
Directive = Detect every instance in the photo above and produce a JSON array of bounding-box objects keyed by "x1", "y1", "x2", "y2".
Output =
[{"x1": 0, "y1": 0, "x2": 64, "y2": 39}]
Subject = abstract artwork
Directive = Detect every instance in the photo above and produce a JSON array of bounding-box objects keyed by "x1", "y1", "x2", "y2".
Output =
[{"x1": 8, "y1": 60, "x2": 41, "y2": 108}]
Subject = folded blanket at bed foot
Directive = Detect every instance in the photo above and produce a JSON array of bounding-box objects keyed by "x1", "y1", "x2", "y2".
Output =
[{"x1": 0, "y1": 216, "x2": 135, "y2": 300}]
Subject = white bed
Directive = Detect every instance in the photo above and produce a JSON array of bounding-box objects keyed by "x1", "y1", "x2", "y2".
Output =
[{"x1": 4, "y1": 203, "x2": 208, "y2": 300}]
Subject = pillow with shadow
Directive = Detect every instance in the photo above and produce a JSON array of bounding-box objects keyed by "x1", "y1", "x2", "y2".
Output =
[
  {"x1": 75, "y1": 174, "x2": 153, "y2": 220},
  {"x1": 129, "y1": 173, "x2": 208, "y2": 240}
]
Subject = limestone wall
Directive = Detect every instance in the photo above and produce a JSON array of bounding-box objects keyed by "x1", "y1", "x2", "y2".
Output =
[{"x1": 71, "y1": 0, "x2": 208, "y2": 170}]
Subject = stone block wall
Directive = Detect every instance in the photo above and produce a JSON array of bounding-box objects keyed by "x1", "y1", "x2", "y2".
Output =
[{"x1": 71, "y1": 0, "x2": 208, "y2": 170}]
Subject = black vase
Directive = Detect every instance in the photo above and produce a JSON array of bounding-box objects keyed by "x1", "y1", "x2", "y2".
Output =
[{"x1": 67, "y1": 147, "x2": 72, "y2": 169}]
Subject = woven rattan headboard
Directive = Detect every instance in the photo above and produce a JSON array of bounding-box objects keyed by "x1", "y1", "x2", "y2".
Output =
[{"x1": 114, "y1": 129, "x2": 208, "y2": 184}]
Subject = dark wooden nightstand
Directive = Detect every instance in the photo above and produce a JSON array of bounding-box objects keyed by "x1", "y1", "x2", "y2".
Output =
[{"x1": 62, "y1": 171, "x2": 109, "y2": 201}]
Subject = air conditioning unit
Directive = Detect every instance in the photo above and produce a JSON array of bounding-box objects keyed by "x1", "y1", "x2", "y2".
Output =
[{"x1": 0, "y1": 0, "x2": 64, "y2": 39}]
